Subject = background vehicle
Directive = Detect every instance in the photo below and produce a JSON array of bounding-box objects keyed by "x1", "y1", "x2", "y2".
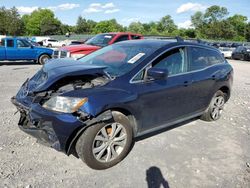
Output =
[
  {"x1": 232, "y1": 46, "x2": 250, "y2": 61},
  {"x1": 12, "y1": 39, "x2": 233, "y2": 170},
  {"x1": 0, "y1": 37, "x2": 53, "y2": 64},
  {"x1": 30, "y1": 36, "x2": 50, "y2": 46},
  {"x1": 220, "y1": 47, "x2": 233, "y2": 59},
  {"x1": 43, "y1": 39, "x2": 66, "y2": 48},
  {"x1": 27, "y1": 40, "x2": 41, "y2": 46},
  {"x1": 69, "y1": 40, "x2": 86, "y2": 45},
  {"x1": 53, "y1": 32, "x2": 143, "y2": 59}
]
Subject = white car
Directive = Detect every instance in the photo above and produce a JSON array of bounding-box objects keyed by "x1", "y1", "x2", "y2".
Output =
[
  {"x1": 220, "y1": 47, "x2": 233, "y2": 59},
  {"x1": 43, "y1": 39, "x2": 66, "y2": 48}
]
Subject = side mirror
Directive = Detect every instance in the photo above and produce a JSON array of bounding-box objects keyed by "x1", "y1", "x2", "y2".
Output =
[
  {"x1": 30, "y1": 45, "x2": 34, "y2": 49},
  {"x1": 147, "y1": 67, "x2": 168, "y2": 80}
]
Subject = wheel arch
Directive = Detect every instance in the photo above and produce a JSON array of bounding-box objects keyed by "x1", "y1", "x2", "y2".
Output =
[
  {"x1": 218, "y1": 86, "x2": 230, "y2": 101},
  {"x1": 37, "y1": 53, "x2": 51, "y2": 63},
  {"x1": 38, "y1": 53, "x2": 51, "y2": 59},
  {"x1": 65, "y1": 107, "x2": 138, "y2": 157}
]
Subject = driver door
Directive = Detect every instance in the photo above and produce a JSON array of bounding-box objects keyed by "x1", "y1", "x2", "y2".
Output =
[
  {"x1": 15, "y1": 39, "x2": 36, "y2": 60},
  {"x1": 131, "y1": 47, "x2": 195, "y2": 132}
]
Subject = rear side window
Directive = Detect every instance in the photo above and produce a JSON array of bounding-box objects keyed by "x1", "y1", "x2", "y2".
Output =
[
  {"x1": 190, "y1": 47, "x2": 224, "y2": 71},
  {"x1": 131, "y1": 35, "x2": 141, "y2": 40},
  {"x1": 7, "y1": 39, "x2": 14, "y2": 47},
  {"x1": 114, "y1": 35, "x2": 129, "y2": 43}
]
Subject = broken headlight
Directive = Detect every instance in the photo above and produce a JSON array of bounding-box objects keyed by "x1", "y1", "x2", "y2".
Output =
[{"x1": 43, "y1": 96, "x2": 88, "y2": 113}]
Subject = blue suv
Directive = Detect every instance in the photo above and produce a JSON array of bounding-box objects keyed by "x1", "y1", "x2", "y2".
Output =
[{"x1": 12, "y1": 39, "x2": 233, "y2": 169}]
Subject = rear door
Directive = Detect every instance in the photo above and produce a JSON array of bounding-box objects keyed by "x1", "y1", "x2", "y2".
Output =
[
  {"x1": 5, "y1": 39, "x2": 16, "y2": 60},
  {"x1": 0, "y1": 39, "x2": 6, "y2": 60},
  {"x1": 188, "y1": 46, "x2": 225, "y2": 111},
  {"x1": 234, "y1": 46, "x2": 242, "y2": 59}
]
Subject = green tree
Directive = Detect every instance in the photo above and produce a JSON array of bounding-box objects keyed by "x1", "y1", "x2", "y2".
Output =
[
  {"x1": 191, "y1": 5, "x2": 239, "y2": 40},
  {"x1": 0, "y1": 6, "x2": 24, "y2": 35},
  {"x1": 227, "y1": 14, "x2": 248, "y2": 40},
  {"x1": 204, "y1": 5, "x2": 229, "y2": 23},
  {"x1": 25, "y1": 8, "x2": 61, "y2": 35},
  {"x1": 40, "y1": 18, "x2": 61, "y2": 35},
  {"x1": 87, "y1": 20, "x2": 97, "y2": 33},
  {"x1": 93, "y1": 19, "x2": 123, "y2": 33},
  {"x1": 75, "y1": 16, "x2": 88, "y2": 34},
  {"x1": 128, "y1": 22, "x2": 145, "y2": 34},
  {"x1": 245, "y1": 22, "x2": 250, "y2": 42},
  {"x1": 0, "y1": 7, "x2": 8, "y2": 34},
  {"x1": 157, "y1": 15, "x2": 177, "y2": 34}
]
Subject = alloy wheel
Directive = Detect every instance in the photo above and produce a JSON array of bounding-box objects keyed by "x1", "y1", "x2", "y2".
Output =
[
  {"x1": 92, "y1": 122, "x2": 127, "y2": 163},
  {"x1": 211, "y1": 96, "x2": 225, "y2": 120}
]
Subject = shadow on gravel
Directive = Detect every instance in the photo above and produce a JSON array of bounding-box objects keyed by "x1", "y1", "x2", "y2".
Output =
[
  {"x1": 135, "y1": 117, "x2": 198, "y2": 142},
  {"x1": 0, "y1": 61, "x2": 39, "y2": 66},
  {"x1": 146, "y1": 166, "x2": 170, "y2": 188}
]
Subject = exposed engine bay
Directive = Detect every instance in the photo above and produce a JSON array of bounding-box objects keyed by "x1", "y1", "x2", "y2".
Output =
[
  {"x1": 32, "y1": 74, "x2": 110, "y2": 104},
  {"x1": 55, "y1": 75, "x2": 109, "y2": 94}
]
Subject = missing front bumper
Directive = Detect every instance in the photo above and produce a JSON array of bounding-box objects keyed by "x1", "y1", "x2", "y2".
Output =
[{"x1": 11, "y1": 96, "x2": 61, "y2": 151}]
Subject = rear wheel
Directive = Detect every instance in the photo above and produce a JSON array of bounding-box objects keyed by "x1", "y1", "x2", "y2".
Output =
[
  {"x1": 38, "y1": 54, "x2": 50, "y2": 65},
  {"x1": 48, "y1": 44, "x2": 52, "y2": 48},
  {"x1": 240, "y1": 54, "x2": 245, "y2": 61},
  {"x1": 75, "y1": 111, "x2": 133, "y2": 170},
  {"x1": 200, "y1": 90, "x2": 225, "y2": 121}
]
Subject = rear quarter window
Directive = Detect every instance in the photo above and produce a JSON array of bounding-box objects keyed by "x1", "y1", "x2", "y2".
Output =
[
  {"x1": 131, "y1": 35, "x2": 142, "y2": 40},
  {"x1": 190, "y1": 47, "x2": 224, "y2": 71},
  {"x1": 7, "y1": 39, "x2": 14, "y2": 47}
]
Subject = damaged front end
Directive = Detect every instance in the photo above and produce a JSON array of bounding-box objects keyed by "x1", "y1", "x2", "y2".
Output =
[{"x1": 11, "y1": 62, "x2": 113, "y2": 153}]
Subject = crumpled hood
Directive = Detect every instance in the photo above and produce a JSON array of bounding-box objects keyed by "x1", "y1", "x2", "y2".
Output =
[
  {"x1": 33, "y1": 58, "x2": 107, "y2": 92},
  {"x1": 60, "y1": 44, "x2": 101, "y2": 53}
]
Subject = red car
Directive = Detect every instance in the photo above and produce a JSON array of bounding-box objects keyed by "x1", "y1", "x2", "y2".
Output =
[{"x1": 53, "y1": 32, "x2": 143, "y2": 59}]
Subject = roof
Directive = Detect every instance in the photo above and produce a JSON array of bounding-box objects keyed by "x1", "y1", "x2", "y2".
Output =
[
  {"x1": 99, "y1": 32, "x2": 143, "y2": 36},
  {"x1": 115, "y1": 39, "x2": 218, "y2": 51}
]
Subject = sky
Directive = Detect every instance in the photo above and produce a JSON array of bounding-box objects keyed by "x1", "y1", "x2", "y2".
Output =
[{"x1": 1, "y1": 0, "x2": 250, "y2": 28}]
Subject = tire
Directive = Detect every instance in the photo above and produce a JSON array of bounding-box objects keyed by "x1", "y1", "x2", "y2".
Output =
[
  {"x1": 240, "y1": 55, "x2": 244, "y2": 61},
  {"x1": 200, "y1": 90, "x2": 226, "y2": 122},
  {"x1": 75, "y1": 111, "x2": 133, "y2": 170},
  {"x1": 38, "y1": 54, "x2": 50, "y2": 65},
  {"x1": 62, "y1": 44, "x2": 66, "y2": 47},
  {"x1": 48, "y1": 44, "x2": 52, "y2": 48}
]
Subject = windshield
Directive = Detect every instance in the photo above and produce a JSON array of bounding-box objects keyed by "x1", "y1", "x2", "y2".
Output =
[
  {"x1": 85, "y1": 34, "x2": 115, "y2": 47},
  {"x1": 78, "y1": 43, "x2": 156, "y2": 77}
]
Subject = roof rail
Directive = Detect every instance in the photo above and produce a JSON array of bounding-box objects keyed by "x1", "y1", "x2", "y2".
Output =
[
  {"x1": 184, "y1": 38, "x2": 203, "y2": 43},
  {"x1": 144, "y1": 35, "x2": 184, "y2": 42}
]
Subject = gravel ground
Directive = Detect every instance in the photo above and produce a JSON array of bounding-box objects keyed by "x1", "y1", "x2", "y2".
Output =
[{"x1": 0, "y1": 60, "x2": 249, "y2": 188}]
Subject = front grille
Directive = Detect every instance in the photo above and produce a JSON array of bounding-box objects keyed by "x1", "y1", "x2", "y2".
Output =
[{"x1": 52, "y1": 50, "x2": 69, "y2": 59}]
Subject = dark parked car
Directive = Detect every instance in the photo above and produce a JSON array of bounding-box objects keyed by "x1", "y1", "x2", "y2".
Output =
[
  {"x1": 12, "y1": 39, "x2": 233, "y2": 170},
  {"x1": 232, "y1": 46, "x2": 250, "y2": 61}
]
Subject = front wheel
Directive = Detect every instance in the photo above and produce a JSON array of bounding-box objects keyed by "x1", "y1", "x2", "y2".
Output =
[
  {"x1": 200, "y1": 90, "x2": 225, "y2": 121},
  {"x1": 75, "y1": 111, "x2": 133, "y2": 170},
  {"x1": 38, "y1": 54, "x2": 50, "y2": 65}
]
